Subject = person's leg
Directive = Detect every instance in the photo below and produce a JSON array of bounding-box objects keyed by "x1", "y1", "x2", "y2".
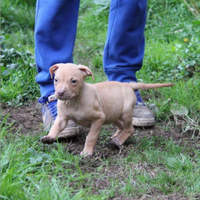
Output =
[
  {"x1": 104, "y1": 0, "x2": 155, "y2": 127},
  {"x1": 35, "y1": 0, "x2": 82, "y2": 134},
  {"x1": 35, "y1": 0, "x2": 80, "y2": 99},
  {"x1": 104, "y1": 0, "x2": 147, "y2": 82}
]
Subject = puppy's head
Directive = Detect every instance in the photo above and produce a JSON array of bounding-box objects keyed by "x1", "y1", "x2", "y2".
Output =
[{"x1": 50, "y1": 63, "x2": 94, "y2": 100}]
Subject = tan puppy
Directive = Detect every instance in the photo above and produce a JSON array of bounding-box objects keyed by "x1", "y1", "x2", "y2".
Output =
[{"x1": 41, "y1": 63, "x2": 174, "y2": 156}]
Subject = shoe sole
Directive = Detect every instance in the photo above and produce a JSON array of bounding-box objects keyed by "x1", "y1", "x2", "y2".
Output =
[{"x1": 132, "y1": 117, "x2": 155, "y2": 127}]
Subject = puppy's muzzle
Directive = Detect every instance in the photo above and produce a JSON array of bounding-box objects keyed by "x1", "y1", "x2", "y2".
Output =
[
  {"x1": 56, "y1": 89, "x2": 74, "y2": 100},
  {"x1": 57, "y1": 89, "x2": 65, "y2": 97}
]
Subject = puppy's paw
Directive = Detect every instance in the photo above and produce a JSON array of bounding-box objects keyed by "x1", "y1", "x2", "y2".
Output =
[
  {"x1": 80, "y1": 150, "x2": 93, "y2": 158},
  {"x1": 110, "y1": 137, "x2": 122, "y2": 146},
  {"x1": 40, "y1": 136, "x2": 55, "y2": 144}
]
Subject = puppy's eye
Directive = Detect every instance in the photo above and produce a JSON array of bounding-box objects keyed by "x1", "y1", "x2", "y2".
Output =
[
  {"x1": 71, "y1": 80, "x2": 77, "y2": 84},
  {"x1": 54, "y1": 79, "x2": 58, "y2": 82}
]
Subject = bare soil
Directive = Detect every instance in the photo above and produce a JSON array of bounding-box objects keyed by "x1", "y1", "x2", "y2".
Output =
[
  {"x1": 1, "y1": 101, "x2": 43, "y2": 135},
  {"x1": 1, "y1": 101, "x2": 198, "y2": 150}
]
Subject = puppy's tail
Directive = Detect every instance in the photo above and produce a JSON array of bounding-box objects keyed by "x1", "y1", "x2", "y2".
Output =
[{"x1": 127, "y1": 83, "x2": 175, "y2": 90}]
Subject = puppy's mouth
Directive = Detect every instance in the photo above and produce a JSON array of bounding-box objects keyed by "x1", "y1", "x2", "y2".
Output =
[{"x1": 55, "y1": 92, "x2": 76, "y2": 101}]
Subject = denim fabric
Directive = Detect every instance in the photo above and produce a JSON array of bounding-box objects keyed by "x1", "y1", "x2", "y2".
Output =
[
  {"x1": 103, "y1": 0, "x2": 147, "y2": 82},
  {"x1": 35, "y1": 0, "x2": 147, "y2": 97},
  {"x1": 35, "y1": 0, "x2": 80, "y2": 97}
]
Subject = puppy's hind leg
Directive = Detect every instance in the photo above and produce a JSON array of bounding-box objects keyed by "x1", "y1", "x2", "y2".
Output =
[
  {"x1": 111, "y1": 111, "x2": 134, "y2": 146},
  {"x1": 111, "y1": 119, "x2": 124, "y2": 139}
]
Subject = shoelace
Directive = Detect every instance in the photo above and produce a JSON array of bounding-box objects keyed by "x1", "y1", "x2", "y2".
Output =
[
  {"x1": 38, "y1": 95, "x2": 57, "y2": 121},
  {"x1": 47, "y1": 101, "x2": 57, "y2": 120},
  {"x1": 38, "y1": 96, "x2": 48, "y2": 104},
  {"x1": 135, "y1": 90, "x2": 145, "y2": 106}
]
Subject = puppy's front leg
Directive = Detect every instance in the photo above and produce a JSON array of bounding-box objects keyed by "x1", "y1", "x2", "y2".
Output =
[
  {"x1": 81, "y1": 119, "x2": 104, "y2": 156},
  {"x1": 41, "y1": 115, "x2": 69, "y2": 144}
]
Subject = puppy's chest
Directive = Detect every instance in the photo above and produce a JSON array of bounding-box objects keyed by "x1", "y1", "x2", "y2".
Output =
[
  {"x1": 64, "y1": 102, "x2": 91, "y2": 121},
  {"x1": 66, "y1": 108, "x2": 92, "y2": 128}
]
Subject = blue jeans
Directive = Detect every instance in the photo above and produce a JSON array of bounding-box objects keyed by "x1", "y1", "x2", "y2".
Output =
[{"x1": 35, "y1": 0, "x2": 147, "y2": 98}]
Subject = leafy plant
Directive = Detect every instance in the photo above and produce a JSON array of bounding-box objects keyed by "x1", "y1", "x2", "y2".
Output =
[{"x1": 1, "y1": 34, "x2": 39, "y2": 105}]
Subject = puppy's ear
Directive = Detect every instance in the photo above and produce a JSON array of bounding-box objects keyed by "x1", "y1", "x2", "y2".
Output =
[
  {"x1": 78, "y1": 65, "x2": 94, "y2": 81},
  {"x1": 49, "y1": 65, "x2": 59, "y2": 79}
]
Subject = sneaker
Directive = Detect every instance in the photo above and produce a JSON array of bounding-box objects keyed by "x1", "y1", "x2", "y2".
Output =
[
  {"x1": 133, "y1": 90, "x2": 155, "y2": 127},
  {"x1": 38, "y1": 94, "x2": 80, "y2": 138}
]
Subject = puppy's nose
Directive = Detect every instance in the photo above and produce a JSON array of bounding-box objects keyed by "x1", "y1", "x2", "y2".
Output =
[{"x1": 57, "y1": 89, "x2": 65, "y2": 96}]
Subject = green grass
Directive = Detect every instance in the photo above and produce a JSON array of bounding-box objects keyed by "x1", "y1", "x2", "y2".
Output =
[
  {"x1": 1, "y1": 120, "x2": 200, "y2": 199},
  {"x1": 1, "y1": 0, "x2": 200, "y2": 199}
]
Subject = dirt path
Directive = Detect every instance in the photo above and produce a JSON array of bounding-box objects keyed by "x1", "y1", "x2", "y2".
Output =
[{"x1": 1, "y1": 101, "x2": 198, "y2": 154}]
